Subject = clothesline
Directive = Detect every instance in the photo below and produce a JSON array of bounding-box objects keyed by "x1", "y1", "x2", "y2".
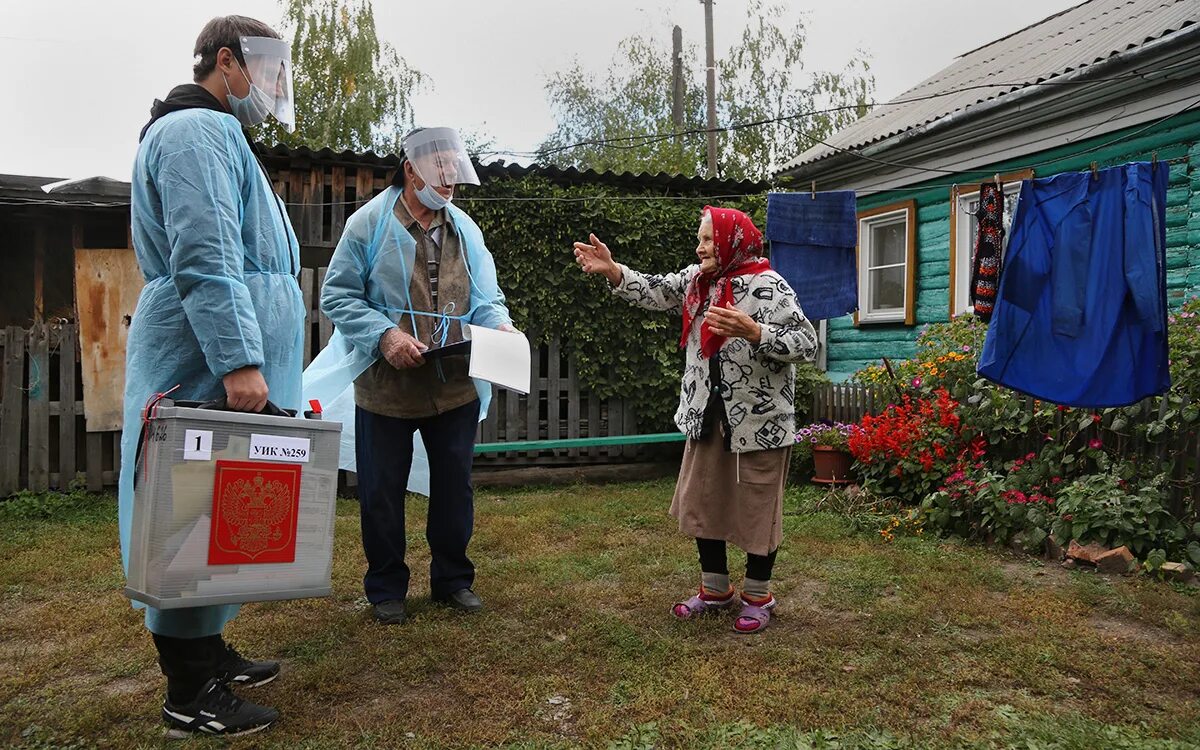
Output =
[
  {"x1": 280, "y1": 157, "x2": 1191, "y2": 207},
  {"x1": 1, "y1": 154, "x2": 1186, "y2": 212},
  {"x1": 853, "y1": 155, "x2": 1189, "y2": 198},
  {"x1": 5, "y1": 86, "x2": 1196, "y2": 212},
  {"x1": 813, "y1": 92, "x2": 1200, "y2": 192}
]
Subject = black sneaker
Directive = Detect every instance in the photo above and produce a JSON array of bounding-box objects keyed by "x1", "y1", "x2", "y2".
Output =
[
  {"x1": 161, "y1": 678, "x2": 278, "y2": 737},
  {"x1": 217, "y1": 644, "x2": 280, "y2": 688}
]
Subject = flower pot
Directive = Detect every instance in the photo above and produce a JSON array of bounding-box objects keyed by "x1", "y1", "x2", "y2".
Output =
[{"x1": 811, "y1": 445, "x2": 854, "y2": 485}]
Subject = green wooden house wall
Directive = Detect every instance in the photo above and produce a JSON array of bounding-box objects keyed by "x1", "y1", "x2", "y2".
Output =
[{"x1": 824, "y1": 109, "x2": 1200, "y2": 382}]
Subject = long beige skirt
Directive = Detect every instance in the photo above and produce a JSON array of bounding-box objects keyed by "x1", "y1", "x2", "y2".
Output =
[{"x1": 669, "y1": 430, "x2": 791, "y2": 556}]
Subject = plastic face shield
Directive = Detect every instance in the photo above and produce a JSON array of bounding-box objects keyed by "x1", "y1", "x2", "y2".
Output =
[
  {"x1": 403, "y1": 127, "x2": 480, "y2": 188},
  {"x1": 239, "y1": 36, "x2": 295, "y2": 132}
]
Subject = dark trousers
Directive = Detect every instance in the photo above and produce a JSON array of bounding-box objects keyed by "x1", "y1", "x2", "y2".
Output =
[
  {"x1": 356, "y1": 400, "x2": 478, "y2": 603},
  {"x1": 696, "y1": 538, "x2": 778, "y2": 581},
  {"x1": 153, "y1": 633, "x2": 226, "y2": 705}
]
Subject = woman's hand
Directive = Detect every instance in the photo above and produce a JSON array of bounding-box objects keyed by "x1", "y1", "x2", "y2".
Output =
[
  {"x1": 704, "y1": 303, "x2": 762, "y2": 345},
  {"x1": 573, "y1": 233, "x2": 622, "y2": 285}
]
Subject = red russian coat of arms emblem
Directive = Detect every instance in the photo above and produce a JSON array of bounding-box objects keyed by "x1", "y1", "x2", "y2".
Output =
[{"x1": 208, "y1": 460, "x2": 302, "y2": 565}]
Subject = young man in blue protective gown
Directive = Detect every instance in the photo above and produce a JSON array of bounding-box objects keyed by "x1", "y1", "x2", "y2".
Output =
[
  {"x1": 317, "y1": 127, "x2": 514, "y2": 626},
  {"x1": 123, "y1": 15, "x2": 304, "y2": 736}
]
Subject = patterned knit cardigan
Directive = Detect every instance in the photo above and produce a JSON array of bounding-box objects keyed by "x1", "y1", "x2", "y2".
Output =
[{"x1": 612, "y1": 263, "x2": 819, "y2": 453}]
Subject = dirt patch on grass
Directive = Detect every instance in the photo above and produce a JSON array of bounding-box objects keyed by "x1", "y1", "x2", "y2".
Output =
[
  {"x1": 1088, "y1": 614, "x2": 1178, "y2": 644},
  {"x1": 951, "y1": 626, "x2": 999, "y2": 645},
  {"x1": 997, "y1": 557, "x2": 1074, "y2": 588},
  {"x1": 779, "y1": 577, "x2": 829, "y2": 603},
  {"x1": 0, "y1": 637, "x2": 60, "y2": 662},
  {"x1": 536, "y1": 692, "x2": 579, "y2": 739}
]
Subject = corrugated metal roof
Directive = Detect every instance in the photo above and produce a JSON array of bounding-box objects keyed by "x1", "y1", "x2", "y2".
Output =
[
  {"x1": 781, "y1": 0, "x2": 1200, "y2": 172},
  {"x1": 0, "y1": 173, "x2": 130, "y2": 206},
  {"x1": 473, "y1": 159, "x2": 765, "y2": 194},
  {"x1": 259, "y1": 145, "x2": 765, "y2": 194},
  {"x1": 0, "y1": 147, "x2": 764, "y2": 208}
]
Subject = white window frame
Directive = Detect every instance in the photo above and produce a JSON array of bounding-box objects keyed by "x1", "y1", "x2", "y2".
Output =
[
  {"x1": 948, "y1": 171, "x2": 1032, "y2": 319},
  {"x1": 816, "y1": 319, "x2": 828, "y2": 371},
  {"x1": 856, "y1": 200, "x2": 916, "y2": 325}
]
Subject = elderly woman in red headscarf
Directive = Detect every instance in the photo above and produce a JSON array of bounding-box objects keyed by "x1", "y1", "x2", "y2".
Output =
[{"x1": 573, "y1": 207, "x2": 818, "y2": 634}]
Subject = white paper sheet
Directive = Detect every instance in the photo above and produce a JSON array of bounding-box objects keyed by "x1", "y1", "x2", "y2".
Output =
[{"x1": 463, "y1": 325, "x2": 531, "y2": 394}]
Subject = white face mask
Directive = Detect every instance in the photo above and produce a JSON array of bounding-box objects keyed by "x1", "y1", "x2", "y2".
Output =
[
  {"x1": 415, "y1": 181, "x2": 451, "y2": 210},
  {"x1": 224, "y1": 60, "x2": 273, "y2": 127}
]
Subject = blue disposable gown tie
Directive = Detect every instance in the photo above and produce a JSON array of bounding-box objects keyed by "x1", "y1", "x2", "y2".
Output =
[
  {"x1": 121, "y1": 108, "x2": 306, "y2": 638},
  {"x1": 978, "y1": 162, "x2": 1170, "y2": 407},
  {"x1": 304, "y1": 187, "x2": 511, "y2": 495}
]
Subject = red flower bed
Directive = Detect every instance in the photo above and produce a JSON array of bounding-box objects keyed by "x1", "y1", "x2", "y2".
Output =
[{"x1": 848, "y1": 388, "x2": 970, "y2": 501}]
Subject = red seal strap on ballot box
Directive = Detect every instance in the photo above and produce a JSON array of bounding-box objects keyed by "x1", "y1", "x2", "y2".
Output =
[{"x1": 208, "y1": 460, "x2": 303, "y2": 565}]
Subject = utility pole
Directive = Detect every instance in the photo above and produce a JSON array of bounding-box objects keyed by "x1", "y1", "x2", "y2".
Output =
[
  {"x1": 672, "y1": 25, "x2": 684, "y2": 143},
  {"x1": 702, "y1": 0, "x2": 718, "y2": 176}
]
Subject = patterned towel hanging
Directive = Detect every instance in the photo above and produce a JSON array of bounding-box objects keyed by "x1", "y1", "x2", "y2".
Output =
[{"x1": 971, "y1": 182, "x2": 1005, "y2": 321}]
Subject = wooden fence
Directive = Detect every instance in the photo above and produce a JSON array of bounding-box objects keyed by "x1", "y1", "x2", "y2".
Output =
[
  {"x1": 0, "y1": 317, "x2": 643, "y2": 494},
  {"x1": 810, "y1": 383, "x2": 883, "y2": 424},
  {"x1": 5, "y1": 317, "x2": 1197, "y2": 508},
  {"x1": 0, "y1": 323, "x2": 120, "y2": 494}
]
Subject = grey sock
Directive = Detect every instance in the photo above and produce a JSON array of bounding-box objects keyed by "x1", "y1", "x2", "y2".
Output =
[
  {"x1": 701, "y1": 572, "x2": 731, "y2": 597},
  {"x1": 742, "y1": 577, "x2": 771, "y2": 600}
]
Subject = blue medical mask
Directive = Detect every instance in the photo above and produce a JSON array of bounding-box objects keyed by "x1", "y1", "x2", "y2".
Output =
[
  {"x1": 223, "y1": 61, "x2": 274, "y2": 128},
  {"x1": 415, "y1": 182, "x2": 451, "y2": 210}
]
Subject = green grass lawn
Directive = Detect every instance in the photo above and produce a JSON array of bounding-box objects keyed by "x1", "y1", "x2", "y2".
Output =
[{"x1": 3, "y1": 480, "x2": 1200, "y2": 749}]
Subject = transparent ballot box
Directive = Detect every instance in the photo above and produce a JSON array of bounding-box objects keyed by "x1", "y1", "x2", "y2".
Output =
[{"x1": 125, "y1": 400, "x2": 342, "y2": 609}]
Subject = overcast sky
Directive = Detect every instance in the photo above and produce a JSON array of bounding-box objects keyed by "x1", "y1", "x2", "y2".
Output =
[{"x1": 1, "y1": 0, "x2": 1080, "y2": 180}]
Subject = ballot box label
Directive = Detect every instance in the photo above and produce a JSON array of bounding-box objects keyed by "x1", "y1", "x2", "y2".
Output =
[
  {"x1": 208, "y1": 460, "x2": 303, "y2": 565},
  {"x1": 183, "y1": 430, "x2": 213, "y2": 461},
  {"x1": 249, "y1": 434, "x2": 311, "y2": 463}
]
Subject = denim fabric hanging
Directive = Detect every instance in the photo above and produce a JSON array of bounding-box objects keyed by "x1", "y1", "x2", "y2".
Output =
[{"x1": 765, "y1": 191, "x2": 857, "y2": 321}]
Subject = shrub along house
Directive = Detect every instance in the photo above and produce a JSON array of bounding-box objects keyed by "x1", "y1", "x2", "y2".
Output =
[{"x1": 776, "y1": 0, "x2": 1200, "y2": 382}]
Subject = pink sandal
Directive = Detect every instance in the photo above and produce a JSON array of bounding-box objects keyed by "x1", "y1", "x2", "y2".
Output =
[
  {"x1": 733, "y1": 594, "x2": 776, "y2": 634},
  {"x1": 671, "y1": 587, "x2": 736, "y2": 619}
]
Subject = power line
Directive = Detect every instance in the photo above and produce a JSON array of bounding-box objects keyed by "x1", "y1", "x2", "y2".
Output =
[
  {"x1": 1024, "y1": 96, "x2": 1200, "y2": 170},
  {"x1": 778, "y1": 119, "x2": 961, "y2": 175},
  {"x1": 771, "y1": 92, "x2": 1200, "y2": 188},
  {"x1": 6, "y1": 76, "x2": 1197, "y2": 211},
  {"x1": 480, "y1": 59, "x2": 1195, "y2": 160},
  {"x1": 852, "y1": 155, "x2": 1189, "y2": 198}
]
